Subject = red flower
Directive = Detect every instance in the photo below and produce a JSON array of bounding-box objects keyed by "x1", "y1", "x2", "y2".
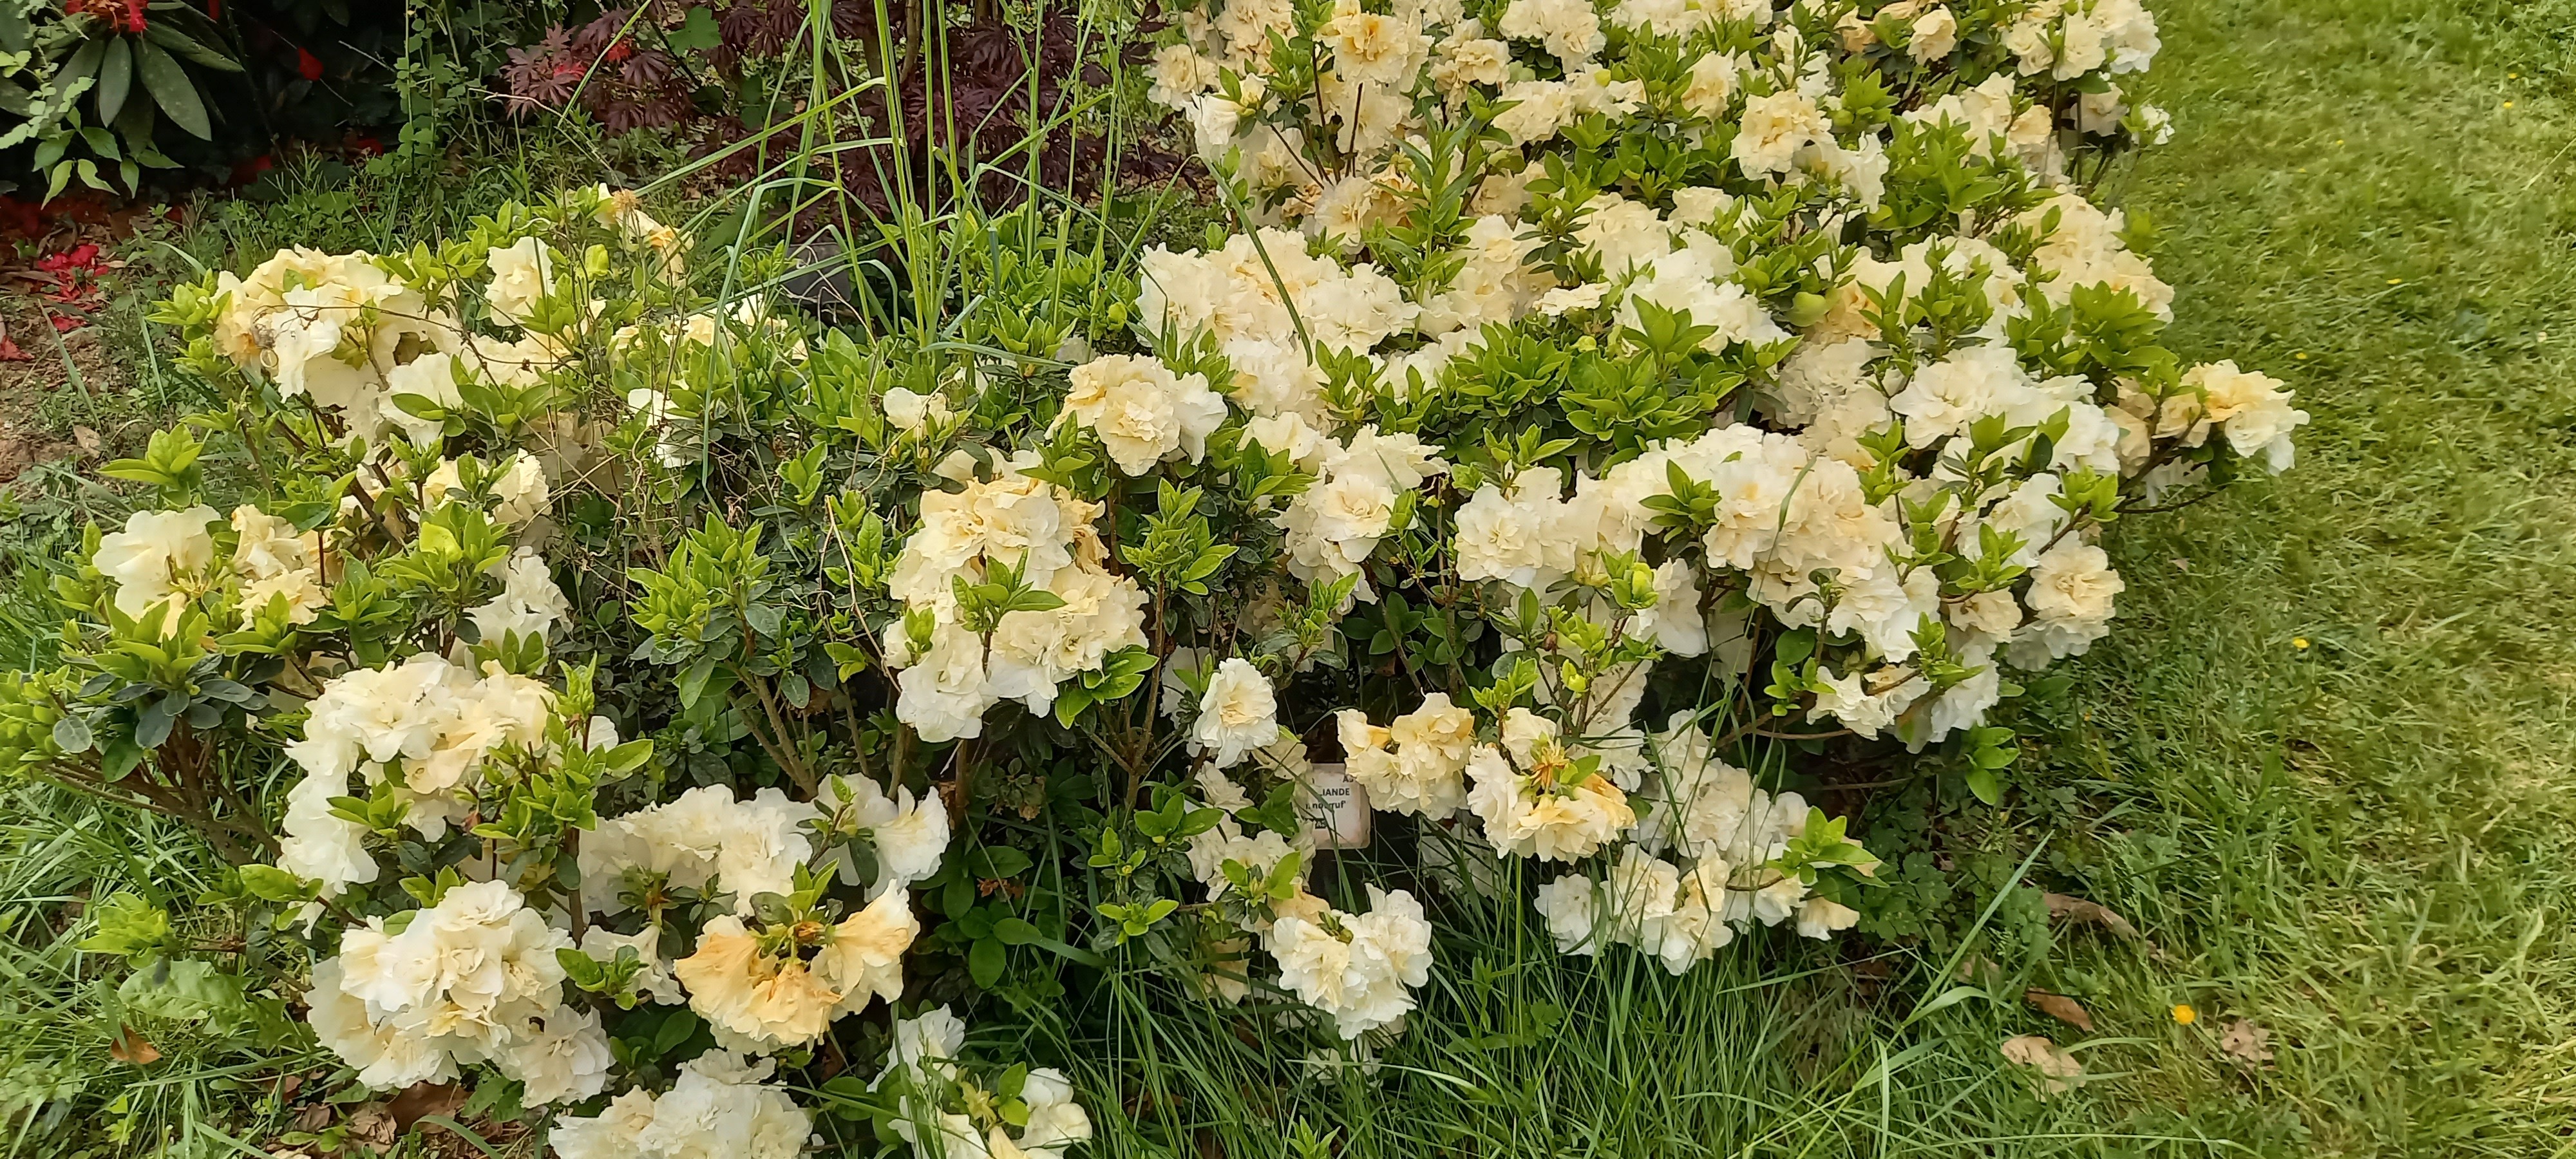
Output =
[
  {"x1": 296, "y1": 46, "x2": 323, "y2": 81},
  {"x1": 67, "y1": 0, "x2": 144, "y2": 32}
]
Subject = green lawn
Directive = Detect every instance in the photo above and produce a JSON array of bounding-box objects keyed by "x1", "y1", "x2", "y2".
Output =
[{"x1": 2045, "y1": 0, "x2": 2576, "y2": 1153}]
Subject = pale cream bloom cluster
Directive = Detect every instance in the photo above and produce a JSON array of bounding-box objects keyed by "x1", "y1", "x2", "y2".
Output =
[
  {"x1": 1061, "y1": 354, "x2": 1229, "y2": 476},
  {"x1": 283, "y1": 652, "x2": 562, "y2": 842},
  {"x1": 578, "y1": 785, "x2": 824, "y2": 916},
  {"x1": 1464, "y1": 709, "x2": 1638, "y2": 862},
  {"x1": 1265, "y1": 885, "x2": 1437, "y2": 1037},
  {"x1": 1336, "y1": 692, "x2": 1475, "y2": 816},
  {"x1": 1545, "y1": 714, "x2": 1863, "y2": 967},
  {"x1": 207, "y1": 241, "x2": 587, "y2": 447},
  {"x1": 210, "y1": 248, "x2": 460, "y2": 440},
  {"x1": 93, "y1": 504, "x2": 330, "y2": 630},
  {"x1": 1112, "y1": 0, "x2": 2280, "y2": 999},
  {"x1": 549, "y1": 1052, "x2": 814, "y2": 1159},
  {"x1": 880, "y1": 452, "x2": 1150, "y2": 740},
  {"x1": 576, "y1": 780, "x2": 948, "y2": 1051},
  {"x1": 880, "y1": 1006, "x2": 1097, "y2": 1159},
  {"x1": 672, "y1": 887, "x2": 917, "y2": 1052},
  {"x1": 308, "y1": 880, "x2": 605, "y2": 1102}
]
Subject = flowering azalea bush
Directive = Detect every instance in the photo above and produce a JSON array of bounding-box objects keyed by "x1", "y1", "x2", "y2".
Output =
[{"x1": 0, "y1": 0, "x2": 2305, "y2": 1151}]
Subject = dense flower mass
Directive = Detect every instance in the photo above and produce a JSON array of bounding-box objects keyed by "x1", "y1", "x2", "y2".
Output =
[{"x1": 0, "y1": 0, "x2": 2302, "y2": 1149}]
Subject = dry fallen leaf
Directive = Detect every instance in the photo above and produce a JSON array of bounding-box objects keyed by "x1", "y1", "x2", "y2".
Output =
[
  {"x1": 345, "y1": 1104, "x2": 397, "y2": 1149},
  {"x1": 70, "y1": 426, "x2": 99, "y2": 456},
  {"x1": 107, "y1": 1025, "x2": 158, "y2": 1066},
  {"x1": 2025, "y1": 988, "x2": 2096, "y2": 1032},
  {"x1": 2000, "y1": 1034, "x2": 2085, "y2": 1095},
  {"x1": 386, "y1": 1080, "x2": 466, "y2": 1133},
  {"x1": 2220, "y1": 1018, "x2": 2275, "y2": 1065},
  {"x1": 2043, "y1": 892, "x2": 2139, "y2": 938}
]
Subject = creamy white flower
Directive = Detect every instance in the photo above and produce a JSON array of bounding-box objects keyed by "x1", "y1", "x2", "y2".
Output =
[
  {"x1": 1795, "y1": 896, "x2": 1860, "y2": 939},
  {"x1": 1733, "y1": 90, "x2": 1828, "y2": 177},
  {"x1": 2025, "y1": 538, "x2": 2119, "y2": 621},
  {"x1": 1317, "y1": 0, "x2": 1432, "y2": 89},
  {"x1": 1194, "y1": 659, "x2": 1280, "y2": 769},
  {"x1": 882, "y1": 386, "x2": 954, "y2": 433},
  {"x1": 307, "y1": 957, "x2": 458, "y2": 1091},
  {"x1": 1147, "y1": 42, "x2": 1222, "y2": 109},
  {"x1": 278, "y1": 770, "x2": 377, "y2": 898},
  {"x1": 497, "y1": 1003, "x2": 613, "y2": 1106},
  {"x1": 1265, "y1": 885, "x2": 1435, "y2": 1037},
  {"x1": 896, "y1": 623, "x2": 999, "y2": 742},
  {"x1": 1339, "y1": 692, "x2": 1475, "y2": 818},
  {"x1": 484, "y1": 236, "x2": 556, "y2": 327},
  {"x1": 230, "y1": 505, "x2": 328, "y2": 625},
  {"x1": 581, "y1": 786, "x2": 822, "y2": 917},
  {"x1": 1499, "y1": 0, "x2": 1602, "y2": 66},
  {"x1": 2166, "y1": 360, "x2": 2307, "y2": 471},
  {"x1": 468, "y1": 548, "x2": 570, "y2": 644},
  {"x1": 553, "y1": 1052, "x2": 813, "y2": 1159},
  {"x1": 1680, "y1": 51, "x2": 1743, "y2": 118},
  {"x1": 1465, "y1": 718, "x2": 1635, "y2": 862},
  {"x1": 1063, "y1": 354, "x2": 1229, "y2": 475},
  {"x1": 492, "y1": 451, "x2": 551, "y2": 525},
  {"x1": 95, "y1": 506, "x2": 218, "y2": 620}
]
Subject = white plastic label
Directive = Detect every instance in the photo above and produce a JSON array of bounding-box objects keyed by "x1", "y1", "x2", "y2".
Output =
[{"x1": 1300, "y1": 764, "x2": 1371, "y2": 849}]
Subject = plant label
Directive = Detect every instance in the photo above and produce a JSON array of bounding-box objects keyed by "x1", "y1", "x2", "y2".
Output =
[{"x1": 1300, "y1": 764, "x2": 1370, "y2": 849}]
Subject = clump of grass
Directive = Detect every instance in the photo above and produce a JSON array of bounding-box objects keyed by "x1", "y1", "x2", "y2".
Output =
[{"x1": 2018, "y1": 0, "x2": 2576, "y2": 1153}]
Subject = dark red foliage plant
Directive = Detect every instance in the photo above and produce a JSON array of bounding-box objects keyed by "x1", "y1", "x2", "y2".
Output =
[
  {"x1": 498, "y1": 7, "x2": 697, "y2": 133},
  {"x1": 498, "y1": 0, "x2": 1177, "y2": 225}
]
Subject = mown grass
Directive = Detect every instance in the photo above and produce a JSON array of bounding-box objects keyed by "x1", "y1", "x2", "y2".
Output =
[{"x1": 2031, "y1": 0, "x2": 2576, "y2": 1153}]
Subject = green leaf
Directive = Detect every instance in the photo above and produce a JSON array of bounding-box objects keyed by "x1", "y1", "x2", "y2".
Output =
[
  {"x1": 61, "y1": 38, "x2": 106, "y2": 90},
  {"x1": 967, "y1": 937, "x2": 1007, "y2": 987},
  {"x1": 79, "y1": 892, "x2": 169, "y2": 957},
  {"x1": 51, "y1": 715, "x2": 92, "y2": 754},
  {"x1": 1051, "y1": 684, "x2": 1093, "y2": 726},
  {"x1": 235, "y1": 865, "x2": 308, "y2": 902},
  {"x1": 1963, "y1": 766, "x2": 2001, "y2": 807},
  {"x1": 554, "y1": 948, "x2": 605, "y2": 987},
  {"x1": 143, "y1": 23, "x2": 243, "y2": 72},
  {"x1": 676, "y1": 656, "x2": 721, "y2": 708},
  {"x1": 972, "y1": 847, "x2": 1033, "y2": 879},
  {"x1": 669, "y1": 6, "x2": 721, "y2": 53},
  {"x1": 134, "y1": 42, "x2": 211, "y2": 141},
  {"x1": 651, "y1": 1008, "x2": 699, "y2": 1056},
  {"x1": 992, "y1": 917, "x2": 1041, "y2": 946},
  {"x1": 95, "y1": 37, "x2": 131, "y2": 128},
  {"x1": 133, "y1": 695, "x2": 180, "y2": 748},
  {"x1": 118, "y1": 957, "x2": 249, "y2": 1024}
]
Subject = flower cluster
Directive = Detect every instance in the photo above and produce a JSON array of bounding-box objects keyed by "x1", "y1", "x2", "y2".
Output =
[
  {"x1": 880, "y1": 452, "x2": 1151, "y2": 740},
  {"x1": 0, "y1": 0, "x2": 2302, "y2": 1142},
  {"x1": 1534, "y1": 713, "x2": 1872, "y2": 972},
  {"x1": 284, "y1": 652, "x2": 562, "y2": 847},
  {"x1": 307, "y1": 881, "x2": 601, "y2": 1102},
  {"x1": 876, "y1": 1006, "x2": 1097, "y2": 1159},
  {"x1": 548, "y1": 1052, "x2": 816, "y2": 1159}
]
